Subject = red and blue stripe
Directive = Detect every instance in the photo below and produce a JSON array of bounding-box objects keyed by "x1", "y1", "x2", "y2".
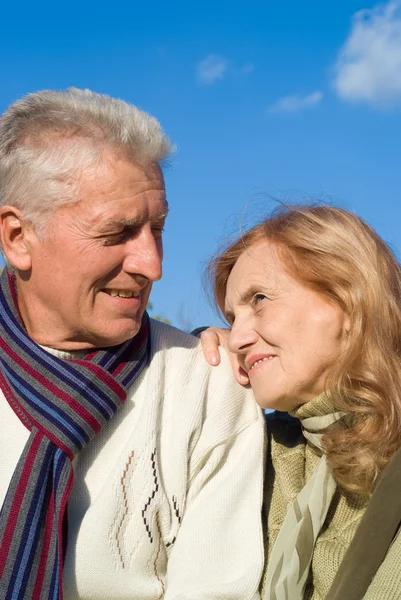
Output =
[{"x1": 0, "y1": 270, "x2": 150, "y2": 599}]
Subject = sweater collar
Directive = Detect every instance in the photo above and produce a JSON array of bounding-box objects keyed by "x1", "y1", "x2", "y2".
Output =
[
  {"x1": 289, "y1": 392, "x2": 346, "y2": 453},
  {"x1": 290, "y1": 391, "x2": 337, "y2": 420},
  {"x1": 38, "y1": 344, "x2": 89, "y2": 360}
]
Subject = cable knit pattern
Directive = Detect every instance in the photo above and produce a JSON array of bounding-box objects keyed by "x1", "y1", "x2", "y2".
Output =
[
  {"x1": 0, "y1": 319, "x2": 265, "y2": 600},
  {"x1": 262, "y1": 395, "x2": 367, "y2": 600}
]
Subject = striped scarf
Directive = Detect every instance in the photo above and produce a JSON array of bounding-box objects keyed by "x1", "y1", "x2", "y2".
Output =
[
  {"x1": 0, "y1": 269, "x2": 150, "y2": 600},
  {"x1": 263, "y1": 408, "x2": 345, "y2": 600}
]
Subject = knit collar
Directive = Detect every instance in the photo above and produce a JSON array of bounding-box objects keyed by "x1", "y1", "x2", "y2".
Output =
[
  {"x1": 38, "y1": 344, "x2": 89, "y2": 360},
  {"x1": 289, "y1": 392, "x2": 346, "y2": 453},
  {"x1": 290, "y1": 391, "x2": 337, "y2": 420}
]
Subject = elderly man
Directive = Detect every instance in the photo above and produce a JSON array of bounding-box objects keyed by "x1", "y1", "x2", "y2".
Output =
[{"x1": 0, "y1": 89, "x2": 264, "y2": 600}]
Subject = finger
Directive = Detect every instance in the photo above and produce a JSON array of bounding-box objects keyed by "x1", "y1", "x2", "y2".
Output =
[
  {"x1": 231, "y1": 358, "x2": 250, "y2": 386},
  {"x1": 200, "y1": 330, "x2": 222, "y2": 366}
]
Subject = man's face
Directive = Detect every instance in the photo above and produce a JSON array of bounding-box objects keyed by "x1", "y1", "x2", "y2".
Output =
[{"x1": 18, "y1": 152, "x2": 168, "y2": 349}]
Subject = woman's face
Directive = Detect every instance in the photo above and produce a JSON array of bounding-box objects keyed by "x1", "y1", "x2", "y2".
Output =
[{"x1": 224, "y1": 240, "x2": 348, "y2": 411}]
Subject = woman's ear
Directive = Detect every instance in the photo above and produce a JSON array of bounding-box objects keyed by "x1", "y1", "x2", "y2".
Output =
[{"x1": 0, "y1": 206, "x2": 33, "y2": 271}]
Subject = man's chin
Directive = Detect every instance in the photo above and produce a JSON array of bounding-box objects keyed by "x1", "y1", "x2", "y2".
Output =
[
  {"x1": 107, "y1": 327, "x2": 142, "y2": 347},
  {"x1": 90, "y1": 318, "x2": 144, "y2": 348}
]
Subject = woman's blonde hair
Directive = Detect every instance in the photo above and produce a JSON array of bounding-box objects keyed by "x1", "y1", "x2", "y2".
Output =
[{"x1": 210, "y1": 204, "x2": 401, "y2": 495}]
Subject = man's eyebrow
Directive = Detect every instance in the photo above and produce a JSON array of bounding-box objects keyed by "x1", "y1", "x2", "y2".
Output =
[
  {"x1": 152, "y1": 205, "x2": 170, "y2": 221},
  {"x1": 105, "y1": 207, "x2": 170, "y2": 229}
]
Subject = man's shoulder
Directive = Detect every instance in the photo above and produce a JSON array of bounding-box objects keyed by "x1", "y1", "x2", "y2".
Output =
[
  {"x1": 148, "y1": 318, "x2": 262, "y2": 432},
  {"x1": 149, "y1": 318, "x2": 200, "y2": 353},
  {"x1": 148, "y1": 319, "x2": 231, "y2": 382},
  {"x1": 149, "y1": 318, "x2": 244, "y2": 388}
]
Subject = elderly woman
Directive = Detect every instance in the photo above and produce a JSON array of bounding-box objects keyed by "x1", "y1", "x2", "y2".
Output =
[{"x1": 202, "y1": 204, "x2": 401, "y2": 600}]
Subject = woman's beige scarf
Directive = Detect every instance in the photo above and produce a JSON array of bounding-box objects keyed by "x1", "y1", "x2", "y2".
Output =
[{"x1": 262, "y1": 405, "x2": 345, "y2": 600}]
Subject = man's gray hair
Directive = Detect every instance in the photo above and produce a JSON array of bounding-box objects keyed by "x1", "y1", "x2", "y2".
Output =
[{"x1": 0, "y1": 88, "x2": 173, "y2": 233}]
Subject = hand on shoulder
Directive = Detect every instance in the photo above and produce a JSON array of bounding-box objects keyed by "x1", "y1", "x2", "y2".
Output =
[{"x1": 198, "y1": 327, "x2": 250, "y2": 386}]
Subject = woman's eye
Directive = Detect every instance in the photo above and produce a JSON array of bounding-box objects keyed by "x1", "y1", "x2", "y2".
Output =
[{"x1": 254, "y1": 293, "x2": 267, "y2": 305}]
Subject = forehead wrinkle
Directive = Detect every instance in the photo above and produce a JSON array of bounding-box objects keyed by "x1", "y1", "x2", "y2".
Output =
[{"x1": 106, "y1": 206, "x2": 169, "y2": 228}]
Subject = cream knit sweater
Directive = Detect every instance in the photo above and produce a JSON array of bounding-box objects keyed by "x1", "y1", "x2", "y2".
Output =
[{"x1": 0, "y1": 319, "x2": 265, "y2": 600}]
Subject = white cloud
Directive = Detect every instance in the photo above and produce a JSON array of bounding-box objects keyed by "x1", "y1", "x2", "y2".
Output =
[
  {"x1": 334, "y1": 0, "x2": 401, "y2": 107},
  {"x1": 268, "y1": 91, "x2": 323, "y2": 113},
  {"x1": 197, "y1": 55, "x2": 228, "y2": 85},
  {"x1": 240, "y1": 63, "x2": 255, "y2": 75}
]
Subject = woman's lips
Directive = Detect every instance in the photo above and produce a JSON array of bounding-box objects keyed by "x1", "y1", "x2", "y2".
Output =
[{"x1": 246, "y1": 354, "x2": 277, "y2": 375}]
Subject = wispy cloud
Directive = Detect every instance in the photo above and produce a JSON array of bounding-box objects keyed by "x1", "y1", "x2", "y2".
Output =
[
  {"x1": 334, "y1": 0, "x2": 401, "y2": 107},
  {"x1": 197, "y1": 55, "x2": 228, "y2": 85},
  {"x1": 240, "y1": 63, "x2": 255, "y2": 75},
  {"x1": 268, "y1": 91, "x2": 323, "y2": 113}
]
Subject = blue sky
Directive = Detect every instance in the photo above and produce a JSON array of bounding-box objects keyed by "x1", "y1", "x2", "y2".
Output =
[{"x1": 1, "y1": 0, "x2": 401, "y2": 329}]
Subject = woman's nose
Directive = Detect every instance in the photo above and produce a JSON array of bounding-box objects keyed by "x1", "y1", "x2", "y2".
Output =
[{"x1": 228, "y1": 317, "x2": 259, "y2": 354}]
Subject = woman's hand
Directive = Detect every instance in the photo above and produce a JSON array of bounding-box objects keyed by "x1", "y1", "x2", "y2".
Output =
[{"x1": 200, "y1": 327, "x2": 250, "y2": 386}]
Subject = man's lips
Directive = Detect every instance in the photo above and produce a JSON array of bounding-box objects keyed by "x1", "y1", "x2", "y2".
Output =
[
  {"x1": 100, "y1": 289, "x2": 143, "y2": 312},
  {"x1": 102, "y1": 288, "x2": 140, "y2": 299}
]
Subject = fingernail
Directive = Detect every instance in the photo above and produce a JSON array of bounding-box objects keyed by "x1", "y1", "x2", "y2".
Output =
[{"x1": 210, "y1": 353, "x2": 218, "y2": 365}]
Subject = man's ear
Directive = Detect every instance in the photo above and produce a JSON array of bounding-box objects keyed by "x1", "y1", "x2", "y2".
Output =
[{"x1": 0, "y1": 206, "x2": 33, "y2": 271}]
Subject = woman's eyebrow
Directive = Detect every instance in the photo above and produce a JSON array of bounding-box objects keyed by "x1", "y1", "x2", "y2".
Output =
[
  {"x1": 224, "y1": 310, "x2": 234, "y2": 325},
  {"x1": 224, "y1": 285, "x2": 262, "y2": 323},
  {"x1": 238, "y1": 285, "x2": 263, "y2": 305}
]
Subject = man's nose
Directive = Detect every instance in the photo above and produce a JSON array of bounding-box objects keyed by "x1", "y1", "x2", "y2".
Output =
[
  {"x1": 228, "y1": 317, "x2": 259, "y2": 354},
  {"x1": 122, "y1": 228, "x2": 163, "y2": 282}
]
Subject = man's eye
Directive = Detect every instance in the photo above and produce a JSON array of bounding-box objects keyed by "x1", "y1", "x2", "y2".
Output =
[
  {"x1": 152, "y1": 227, "x2": 165, "y2": 238},
  {"x1": 102, "y1": 231, "x2": 128, "y2": 245}
]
